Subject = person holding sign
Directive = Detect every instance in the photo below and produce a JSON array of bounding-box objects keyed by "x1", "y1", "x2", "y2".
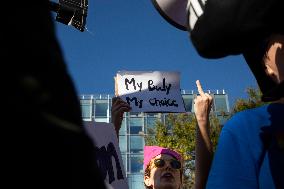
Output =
[
  {"x1": 84, "y1": 97, "x2": 131, "y2": 189},
  {"x1": 115, "y1": 71, "x2": 186, "y2": 113},
  {"x1": 111, "y1": 96, "x2": 132, "y2": 139},
  {"x1": 111, "y1": 80, "x2": 215, "y2": 189},
  {"x1": 141, "y1": 81, "x2": 214, "y2": 189}
]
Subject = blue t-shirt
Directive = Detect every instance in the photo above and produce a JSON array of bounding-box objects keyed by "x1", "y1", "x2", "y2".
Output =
[{"x1": 206, "y1": 103, "x2": 284, "y2": 189}]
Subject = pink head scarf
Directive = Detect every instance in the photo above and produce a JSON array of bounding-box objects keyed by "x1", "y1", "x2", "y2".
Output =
[{"x1": 144, "y1": 146, "x2": 181, "y2": 170}]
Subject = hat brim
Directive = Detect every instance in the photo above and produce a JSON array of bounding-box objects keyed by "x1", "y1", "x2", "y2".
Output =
[{"x1": 151, "y1": 0, "x2": 189, "y2": 31}]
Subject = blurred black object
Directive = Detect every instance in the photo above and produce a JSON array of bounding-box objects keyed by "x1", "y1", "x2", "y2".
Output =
[
  {"x1": 2, "y1": 0, "x2": 106, "y2": 188},
  {"x1": 49, "y1": 0, "x2": 88, "y2": 32}
]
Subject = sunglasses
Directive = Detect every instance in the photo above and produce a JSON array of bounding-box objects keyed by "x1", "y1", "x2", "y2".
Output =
[{"x1": 153, "y1": 158, "x2": 181, "y2": 170}]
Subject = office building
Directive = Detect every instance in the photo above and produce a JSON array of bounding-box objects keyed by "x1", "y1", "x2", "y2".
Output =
[{"x1": 80, "y1": 89, "x2": 229, "y2": 189}]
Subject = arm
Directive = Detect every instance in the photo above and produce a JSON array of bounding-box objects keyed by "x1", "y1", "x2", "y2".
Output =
[
  {"x1": 194, "y1": 80, "x2": 213, "y2": 189},
  {"x1": 111, "y1": 97, "x2": 131, "y2": 139}
]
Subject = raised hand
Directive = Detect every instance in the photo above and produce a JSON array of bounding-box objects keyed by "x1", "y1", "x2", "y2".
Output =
[
  {"x1": 194, "y1": 80, "x2": 213, "y2": 189},
  {"x1": 194, "y1": 80, "x2": 213, "y2": 124},
  {"x1": 111, "y1": 97, "x2": 131, "y2": 138}
]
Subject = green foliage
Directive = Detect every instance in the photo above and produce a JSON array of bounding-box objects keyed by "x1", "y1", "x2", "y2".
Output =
[
  {"x1": 145, "y1": 113, "x2": 222, "y2": 188},
  {"x1": 144, "y1": 86, "x2": 267, "y2": 188},
  {"x1": 208, "y1": 114, "x2": 222, "y2": 152},
  {"x1": 231, "y1": 87, "x2": 268, "y2": 115}
]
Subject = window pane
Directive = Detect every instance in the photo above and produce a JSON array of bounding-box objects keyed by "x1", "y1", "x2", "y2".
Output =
[
  {"x1": 130, "y1": 118, "x2": 143, "y2": 125},
  {"x1": 147, "y1": 117, "x2": 157, "y2": 127},
  {"x1": 130, "y1": 112, "x2": 144, "y2": 117},
  {"x1": 214, "y1": 95, "x2": 228, "y2": 112},
  {"x1": 119, "y1": 118, "x2": 127, "y2": 135},
  {"x1": 81, "y1": 105, "x2": 92, "y2": 119},
  {"x1": 121, "y1": 154, "x2": 127, "y2": 174},
  {"x1": 95, "y1": 100, "x2": 108, "y2": 117},
  {"x1": 130, "y1": 154, "x2": 143, "y2": 173},
  {"x1": 128, "y1": 174, "x2": 144, "y2": 189},
  {"x1": 119, "y1": 135, "x2": 127, "y2": 152},
  {"x1": 80, "y1": 99, "x2": 92, "y2": 120},
  {"x1": 145, "y1": 117, "x2": 160, "y2": 133},
  {"x1": 182, "y1": 95, "x2": 193, "y2": 112},
  {"x1": 130, "y1": 136, "x2": 143, "y2": 153},
  {"x1": 130, "y1": 126, "x2": 142, "y2": 134},
  {"x1": 146, "y1": 113, "x2": 159, "y2": 117},
  {"x1": 130, "y1": 118, "x2": 143, "y2": 134},
  {"x1": 94, "y1": 118, "x2": 108, "y2": 122}
]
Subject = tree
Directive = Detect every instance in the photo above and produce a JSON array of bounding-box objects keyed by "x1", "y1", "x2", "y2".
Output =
[
  {"x1": 145, "y1": 113, "x2": 222, "y2": 188},
  {"x1": 231, "y1": 87, "x2": 268, "y2": 115},
  {"x1": 144, "y1": 86, "x2": 264, "y2": 188}
]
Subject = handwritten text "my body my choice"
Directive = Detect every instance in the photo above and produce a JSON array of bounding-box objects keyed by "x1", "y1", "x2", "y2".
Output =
[{"x1": 124, "y1": 78, "x2": 178, "y2": 108}]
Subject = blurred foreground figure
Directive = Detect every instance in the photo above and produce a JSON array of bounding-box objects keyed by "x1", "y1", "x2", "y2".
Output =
[
  {"x1": 203, "y1": 34, "x2": 284, "y2": 189},
  {"x1": 49, "y1": 0, "x2": 88, "y2": 32},
  {"x1": 2, "y1": 1, "x2": 106, "y2": 188},
  {"x1": 151, "y1": 0, "x2": 284, "y2": 100},
  {"x1": 151, "y1": 1, "x2": 284, "y2": 188}
]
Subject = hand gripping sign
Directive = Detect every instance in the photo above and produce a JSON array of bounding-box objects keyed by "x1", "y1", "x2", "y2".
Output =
[{"x1": 115, "y1": 71, "x2": 186, "y2": 113}]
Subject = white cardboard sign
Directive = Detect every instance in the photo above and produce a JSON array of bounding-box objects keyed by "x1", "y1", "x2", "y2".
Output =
[
  {"x1": 84, "y1": 122, "x2": 129, "y2": 189},
  {"x1": 115, "y1": 71, "x2": 185, "y2": 113}
]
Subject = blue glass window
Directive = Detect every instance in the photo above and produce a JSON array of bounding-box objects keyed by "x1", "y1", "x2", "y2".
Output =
[
  {"x1": 130, "y1": 118, "x2": 143, "y2": 134},
  {"x1": 80, "y1": 99, "x2": 92, "y2": 120},
  {"x1": 95, "y1": 99, "x2": 108, "y2": 117},
  {"x1": 128, "y1": 173, "x2": 144, "y2": 189},
  {"x1": 214, "y1": 95, "x2": 228, "y2": 112},
  {"x1": 121, "y1": 154, "x2": 127, "y2": 173},
  {"x1": 119, "y1": 135, "x2": 127, "y2": 153},
  {"x1": 130, "y1": 154, "x2": 143, "y2": 173},
  {"x1": 182, "y1": 94, "x2": 193, "y2": 112},
  {"x1": 119, "y1": 118, "x2": 127, "y2": 135},
  {"x1": 145, "y1": 117, "x2": 160, "y2": 132},
  {"x1": 130, "y1": 136, "x2": 143, "y2": 153}
]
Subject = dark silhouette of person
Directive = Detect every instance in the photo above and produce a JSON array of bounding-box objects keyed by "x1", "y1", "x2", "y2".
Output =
[{"x1": 2, "y1": 0, "x2": 106, "y2": 188}]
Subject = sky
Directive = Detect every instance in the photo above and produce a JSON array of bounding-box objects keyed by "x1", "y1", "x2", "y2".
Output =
[{"x1": 54, "y1": 0, "x2": 259, "y2": 106}]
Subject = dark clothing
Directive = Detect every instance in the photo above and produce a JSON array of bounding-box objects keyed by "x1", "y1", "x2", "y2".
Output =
[
  {"x1": 3, "y1": 1, "x2": 106, "y2": 188},
  {"x1": 206, "y1": 104, "x2": 284, "y2": 189}
]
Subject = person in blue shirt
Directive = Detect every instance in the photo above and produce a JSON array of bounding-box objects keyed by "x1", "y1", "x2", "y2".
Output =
[
  {"x1": 194, "y1": 34, "x2": 284, "y2": 189},
  {"x1": 150, "y1": 1, "x2": 283, "y2": 188}
]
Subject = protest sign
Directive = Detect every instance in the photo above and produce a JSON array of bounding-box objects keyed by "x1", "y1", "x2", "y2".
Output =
[
  {"x1": 84, "y1": 122, "x2": 129, "y2": 189},
  {"x1": 115, "y1": 71, "x2": 185, "y2": 112}
]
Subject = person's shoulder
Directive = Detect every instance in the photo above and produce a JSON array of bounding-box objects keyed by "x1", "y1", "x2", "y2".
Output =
[
  {"x1": 235, "y1": 103, "x2": 284, "y2": 119},
  {"x1": 232, "y1": 104, "x2": 269, "y2": 119},
  {"x1": 223, "y1": 104, "x2": 270, "y2": 131}
]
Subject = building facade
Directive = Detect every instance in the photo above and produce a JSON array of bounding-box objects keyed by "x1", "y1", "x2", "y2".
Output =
[{"x1": 80, "y1": 89, "x2": 230, "y2": 189}]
